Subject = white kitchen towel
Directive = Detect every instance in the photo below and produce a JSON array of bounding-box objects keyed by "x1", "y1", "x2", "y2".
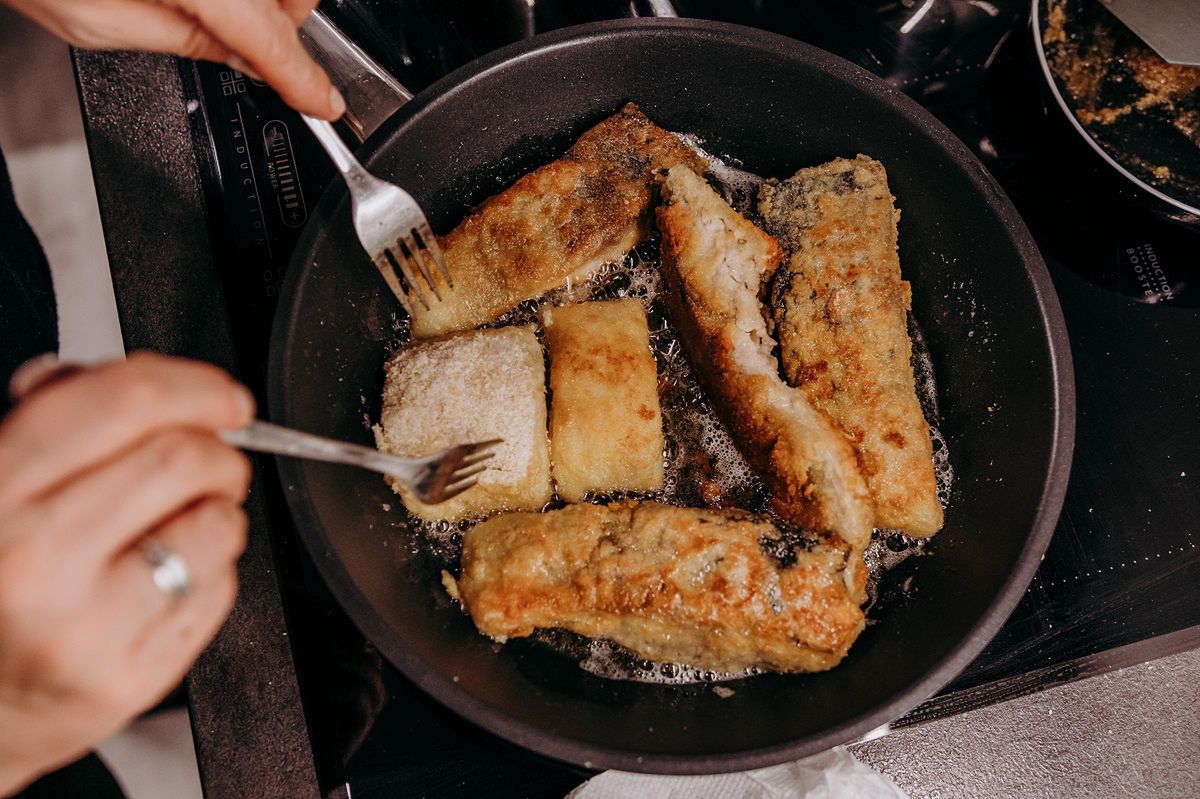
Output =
[{"x1": 567, "y1": 747, "x2": 909, "y2": 799}]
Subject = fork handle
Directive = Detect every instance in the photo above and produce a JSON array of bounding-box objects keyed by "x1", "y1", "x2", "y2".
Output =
[
  {"x1": 301, "y1": 115, "x2": 378, "y2": 198},
  {"x1": 221, "y1": 420, "x2": 421, "y2": 482}
]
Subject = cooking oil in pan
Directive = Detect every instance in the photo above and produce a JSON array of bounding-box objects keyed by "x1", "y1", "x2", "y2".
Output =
[
  {"x1": 399, "y1": 235, "x2": 952, "y2": 684},
  {"x1": 394, "y1": 144, "x2": 952, "y2": 682}
]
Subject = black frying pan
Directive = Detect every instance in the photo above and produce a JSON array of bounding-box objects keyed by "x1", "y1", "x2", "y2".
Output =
[
  {"x1": 269, "y1": 18, "x2": 1074, "y2": 773},
  {"x1": 1033, "y1": 0, "x2": 1200, "y2": 229}
]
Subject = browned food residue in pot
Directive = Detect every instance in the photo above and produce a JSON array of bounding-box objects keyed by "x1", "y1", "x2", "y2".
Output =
[{"x1": 1042, "y1": 0, "x2": 1200, "y2": 199}]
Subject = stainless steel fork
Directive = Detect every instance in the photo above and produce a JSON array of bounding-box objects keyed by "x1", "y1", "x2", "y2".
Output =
[
  {"x1": 222, "y1": 420, "x2": 499, "y2": 505},
  {"x1": 301, "y1": 115, "x2": 452, "y2": 314}
]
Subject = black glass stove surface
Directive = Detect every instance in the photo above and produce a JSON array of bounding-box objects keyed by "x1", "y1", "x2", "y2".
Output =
[{"x1": 180, "y1": 2, "x2": 1199, "y2": 796}]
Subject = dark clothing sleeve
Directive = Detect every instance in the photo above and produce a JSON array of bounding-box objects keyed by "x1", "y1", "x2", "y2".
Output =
[
  {"x1": 12, "y1": 753, "x2": 126, "y2": 799},
  {"x1": 0, "y1": 147, "x2": 58, "y2": 416}
]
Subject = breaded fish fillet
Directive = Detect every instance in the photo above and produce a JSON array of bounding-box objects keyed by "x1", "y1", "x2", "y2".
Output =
[
  {"x1": 409, "y1": 104, "x2": 707, "y2": 338},
  {"x1": 373, "y1": 326, "x2": 552, "y2": 521},
  {"x1": 449, "y1": 501, "x2": 865, "y2": 673},
  {"x1": 541, "y1": 299, "x2": 664, "y2": 501},
  {"x1": 759, "y1": 156, "x2": 942, "y2": 536},
  {"x1": 656, "y1": 166, "x2": 874, "y2": 570}
]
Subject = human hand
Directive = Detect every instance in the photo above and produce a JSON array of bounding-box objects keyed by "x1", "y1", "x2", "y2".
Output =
[
  {"x1": 2, "y1": 0, "x2": 343, "y2": 119},
  {"x1": 0, "y1": 353, "x2": 254, "y2": 796}
]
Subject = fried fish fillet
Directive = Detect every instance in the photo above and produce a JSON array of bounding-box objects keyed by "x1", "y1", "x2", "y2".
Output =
[
  {"x1": 373, "y1": 326, "x2": 552, "y2": 521},
  {"x1": 759, "y1": 156, "x2": 942, "y2": 536},
  {"x1": 448, "y1": 501, "x2": 865, "y2": 673},
  {"x1": 409, "y1": 103, "x2": 707, "y2": 338},
  {"x1": 656, "y1": 166, "x2": 874, "y2": 569},
  {"x1": 541, "y1": 299, "x2": 665, "y2": 501}
]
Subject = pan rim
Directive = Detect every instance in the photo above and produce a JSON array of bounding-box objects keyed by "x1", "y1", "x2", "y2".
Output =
[
  {"x1": 1030, "y1": 0, "x2": 1200, "y2": 221},
  {"x1": 269, "y1": 16, "x2": 1075, "y2": 775}
]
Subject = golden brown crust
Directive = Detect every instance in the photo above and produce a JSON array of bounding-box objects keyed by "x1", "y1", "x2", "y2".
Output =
[
  {"x1": 656, "y1": 166, "x2": 874, "y2": 569},
  {"x1": 541, "y1": 299, "x2": 665, "y2": 501},
  {"x1": 410, "y1": 104, "x2": 707, "y2": 338},
  {"x1": 759, "y1": 156, "x2": 942, "y2": 536},
  {"x1": 453, "y1": 501, "x2": 865, "y2": 673}
]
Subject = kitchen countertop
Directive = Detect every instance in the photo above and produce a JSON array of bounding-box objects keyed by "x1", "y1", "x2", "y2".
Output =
[
  {"x1": 68, "y1": 46, "x2": 1200, "y2": 799},
  {"x1": 854, "y1": 646, "x2": 1200, "y2": 798}
]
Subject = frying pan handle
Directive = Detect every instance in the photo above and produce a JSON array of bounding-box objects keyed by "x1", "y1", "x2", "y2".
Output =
[{"x1": 300, "y1": 10, "x2": 414, "y2": 143}]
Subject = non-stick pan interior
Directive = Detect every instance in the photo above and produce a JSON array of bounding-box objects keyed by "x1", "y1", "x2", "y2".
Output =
[
  {"x1": 1034, "y1": 0, "x2": 1200, "y2": 221},
  {"x1": 270, "y1": 19, "x2": 1072, "y2": 773}
]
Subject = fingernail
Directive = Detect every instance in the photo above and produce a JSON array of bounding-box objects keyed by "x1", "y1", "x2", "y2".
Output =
[
  {"x1": 329, "y1": 86, "x2": 346, "y2": 119},
  {"x1": 227, "y1": 56, "x2": 263, "y2": 82},
  {"x1": 8, "y1": 352, "x2": 63, "y2": 401},
  {"x1": 234, "y1": 385, "x2": 257, "y2": 420}
]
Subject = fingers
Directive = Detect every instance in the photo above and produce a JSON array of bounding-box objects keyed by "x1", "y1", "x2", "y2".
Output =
[
  {"x1": 52, "y1": 568, "x2": 240, "y2": 725},
  {"x1": 20, "y1": 0, "x2": 339, "y2": 118},
  {"x1": 279, "y1": 0, "x2": 321, "y2": 26},
  {"x1": 104, "y1": 3, "x2": 232, "y2": 63},
  {"x1": 124, "y1": 569, "x2": 240, "y2": 714},
  {"x1": 0, "y1": 352, "x2": 254, "y2": 509},
  {"x1": 23, "y1": 0, "x2": 232, "y2": 64},
  {"x1": 98, "y1": 498, "x2": 247, "y2": 648},
  {"x1": 180, "y1": 0, "x2": 343, "y2": 119},
  {"x1": 10, "y1": 429, "x2": 251, "y2": 567},
  {"x1": 7, "y1": 353, "x2": 67, "y2": 401}
]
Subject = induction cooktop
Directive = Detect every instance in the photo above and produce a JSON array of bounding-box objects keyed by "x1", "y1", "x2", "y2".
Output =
[{"x1": 168, "y1": 2, "x2": 1200, "y2": 795}]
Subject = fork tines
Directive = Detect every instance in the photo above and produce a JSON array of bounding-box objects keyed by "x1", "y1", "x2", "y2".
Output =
[
  {"x1": 416, "y1": 438, "x2": 503, "y2": 504},
  {"x1": 413, "y1": 222, "x2": 454, "y2": 288},
  {"x1": 378, "y1": 228, "x2": 452, "y2": 314}
]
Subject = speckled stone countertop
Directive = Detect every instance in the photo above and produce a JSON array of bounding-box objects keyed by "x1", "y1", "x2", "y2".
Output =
[{"x1": 854, "y1": 647, "x2": 1200, "y2": 798}]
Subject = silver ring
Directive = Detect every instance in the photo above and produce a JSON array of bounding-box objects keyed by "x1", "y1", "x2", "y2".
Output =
[{"x1": 142, "y1": 540, "x2": 192, "y2": 602}]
